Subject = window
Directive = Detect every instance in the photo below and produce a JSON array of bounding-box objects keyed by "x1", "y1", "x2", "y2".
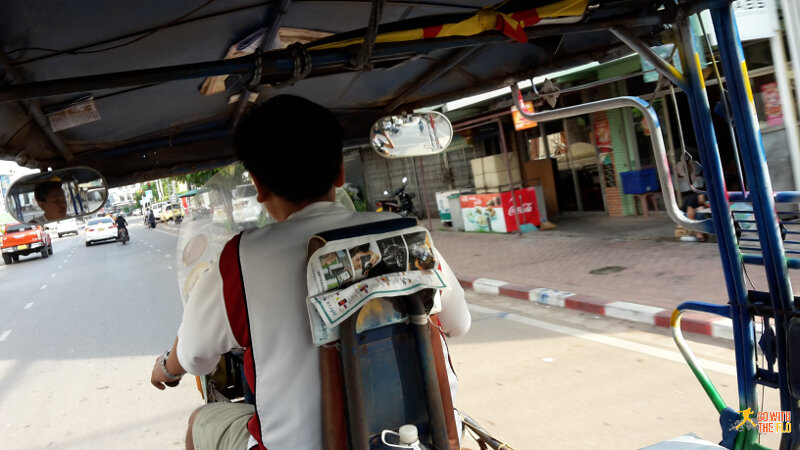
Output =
[{"x1": 7, "y1": 224, "x2": 35, "y2": 233}]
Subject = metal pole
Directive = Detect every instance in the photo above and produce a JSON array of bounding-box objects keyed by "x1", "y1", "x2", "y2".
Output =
[
  {"x1": 678, "y1": 12, "x2": 758, "y2": 448},
  {"x1": 766, "y1": 0, "x2": 800, "y2": 191},
  {"x1": 509, "y1": 86, "x2": 713, "y2": 233},
  {"x1": 495, "y1": 119, "x2": 522, "y2": 233},
  {"x1": 610, "y1": 27, "x2": 689, "y2": 92},
  {"x1": 0, "y1": 49, "x2": 74, "y2": 161},
  {"x1": 417, "y1": 156, "x2": 433, "y2": 231},
  {"x1": 563, "y1": 117, "x2": 584, "y2": 212},
  {"x1": 711, "y1": 5, "x2": 798, "y2": 446},
  {"x1": 0, "y1": 17, "x2": 665, "y2": 104},
  {"x1": 780, "y1": 0, "x2": 800, "y2": 133}
]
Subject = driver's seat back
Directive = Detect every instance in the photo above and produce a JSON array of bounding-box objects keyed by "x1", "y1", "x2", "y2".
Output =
[{"x1": 306, "y1": 218, "x2": 459, "y2": 449}]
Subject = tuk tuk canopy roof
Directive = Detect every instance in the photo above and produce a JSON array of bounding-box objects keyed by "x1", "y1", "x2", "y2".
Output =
[{"x1": 0, "y1": 0, "x2": 698, "y2": 186}]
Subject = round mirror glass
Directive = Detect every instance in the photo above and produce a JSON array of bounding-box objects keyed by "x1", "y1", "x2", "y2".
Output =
[
  {"x1": 370, "y1": 111, "x2": 453, "y2": 158},
  {"x1": 5, "y1": 167, "x2": 109, "y2": 224}
]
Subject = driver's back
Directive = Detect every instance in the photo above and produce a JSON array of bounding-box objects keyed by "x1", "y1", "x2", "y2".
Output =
[{"x1": 177, "y1": 201, "x2": 395, "y2": 449}]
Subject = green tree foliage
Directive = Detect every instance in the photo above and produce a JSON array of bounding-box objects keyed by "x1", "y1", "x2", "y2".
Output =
[{"x1": 172, "y1": 169, "x2": 220, "y2": 190}]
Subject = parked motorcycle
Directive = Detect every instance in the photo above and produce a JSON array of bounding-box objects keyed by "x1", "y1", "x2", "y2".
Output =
[{"x1": 376, "y1": 177, "x2": 419, "y2": 218}]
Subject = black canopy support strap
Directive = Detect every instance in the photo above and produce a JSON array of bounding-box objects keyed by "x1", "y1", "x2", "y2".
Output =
[{"x1": 351, "y1": 0, "x2": 385, "y2": 71}]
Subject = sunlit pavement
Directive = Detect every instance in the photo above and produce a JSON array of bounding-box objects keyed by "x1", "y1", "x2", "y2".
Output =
[{"x1": 0, "y1": 221, "x2": 783, "y2": 449}]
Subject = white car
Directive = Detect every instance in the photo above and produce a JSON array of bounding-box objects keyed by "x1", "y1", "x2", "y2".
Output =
[
  {"x1": 84, "y1": 217, "x2": 118, "y2": 246},
  {"x1": 232, "y1": 184, "x2": 263, "y2": 224},
  {"x1": 55, "y1": 218, "x2": 79, "y2": 237}
]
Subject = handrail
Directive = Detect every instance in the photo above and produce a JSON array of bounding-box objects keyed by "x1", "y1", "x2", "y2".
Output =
[
  {"x1": 670, "y1": 303, "x2": 732, "y2": 414},
  {"x1": 510, "y1": 87, "x2": 714, "y2": 233},
  {"x1": 728, "y1": 191, "x2": 800, "y2": 203}
]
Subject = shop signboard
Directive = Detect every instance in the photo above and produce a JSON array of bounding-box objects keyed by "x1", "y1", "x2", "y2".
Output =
[
  {"x1": 460, "y1": 188, "x2": 540, "y2": 233},
  {"x1": 761, "y1": 82, "x2": 783, "y2": 126},
  {"x1": 594, "y1": 119, "x2": 616, "y2": 187}
]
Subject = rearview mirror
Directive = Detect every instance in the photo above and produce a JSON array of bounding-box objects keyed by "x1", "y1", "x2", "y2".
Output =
[
  {"x1": 370, "y1": 112, "x2": 453, "y2": 158},
  {"x1": 5, "y1": 167, "x2": 109, "y2": 224}
]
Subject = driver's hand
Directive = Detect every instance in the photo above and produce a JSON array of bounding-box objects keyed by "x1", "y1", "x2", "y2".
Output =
[{"x1": 150, "y1": 355, "x2": 181, "y2": 390}]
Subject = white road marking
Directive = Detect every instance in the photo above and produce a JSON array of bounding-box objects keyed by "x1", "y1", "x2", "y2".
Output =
[
  {"x1": 57, "y1": 265, "x2": 63, "y2": 269},
  {"x1": 167, "y1": 265, "x2": 173, "y2": 270},
  {"x1": 0, "y1": 330, "x2": 10, "y2": 342},
  {"x1": 468, "y1": 304, "x2": 737, "y2": 376},
  {"x1": 40, "y1": 284, "x2": 47, "y2": 290},
  {"x1": 165, "y1": 254, "x2": 171, "y2": 258},
  {"x1": 156, "y1": 249, "x2": 161, "y2": 252},
  {"x1": 24, "y1": 303, "x2": 33, "y2": 310}
]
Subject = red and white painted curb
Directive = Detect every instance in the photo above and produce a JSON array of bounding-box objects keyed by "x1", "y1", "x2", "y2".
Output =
[{"x1": 460, "y1": 276, "x2": 737, "y2": 340}]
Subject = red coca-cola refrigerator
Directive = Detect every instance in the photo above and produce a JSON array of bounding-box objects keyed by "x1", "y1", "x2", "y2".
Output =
[{"x1": 460, "y1": 187, "x2": 540, "y2": 233}]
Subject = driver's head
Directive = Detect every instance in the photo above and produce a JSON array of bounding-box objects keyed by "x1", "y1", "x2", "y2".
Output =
[
  {"x1": 234, "y1": 95, "x2": 343, "y2": 204},
  {"x1": 34, "y1": 181, "x2": 67, "y2": 221}
]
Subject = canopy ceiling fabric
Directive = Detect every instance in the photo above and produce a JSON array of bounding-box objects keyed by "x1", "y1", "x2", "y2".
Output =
[{"x1": 0, "y1": 0, "x2": 690, "y2": 186}]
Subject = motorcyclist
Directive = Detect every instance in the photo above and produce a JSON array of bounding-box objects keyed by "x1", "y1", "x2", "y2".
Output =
[{"x1": 115, "y1": 214, "x2": 128, "y2": 240}]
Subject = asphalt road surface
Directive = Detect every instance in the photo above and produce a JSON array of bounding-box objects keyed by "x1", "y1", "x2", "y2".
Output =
[{"x1": 0, "y1": 222, "x2": 783, "y2": 449}]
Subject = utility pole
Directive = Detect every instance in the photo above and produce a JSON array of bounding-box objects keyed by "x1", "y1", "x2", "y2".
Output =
[
  {"x1": 781, "y1": 0, "x2": 800, "y2": 132},
  {"x1": 768, "y1": 0, "x2": 800, "y2": 190}
]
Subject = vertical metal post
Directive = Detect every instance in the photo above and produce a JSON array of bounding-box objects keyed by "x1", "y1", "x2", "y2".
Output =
[
  {"x1": 766, "y1": 0, "x2": 800, "y2": 191},
  {"x1": 676, "y1": 13, "x2": 759, "y2": 447},
  {"x1": 563, "y1": 118, "x2": 584, "y2": 212},
  {"x1": 589, "y1": 113, "x2": 610, "y2": 214},
  {"x1": 780, "y1": 0, "x2": 800, "y2": 136},
  {"x1": 711, "y1": 4, "x2": 798, "y2": 446},
  {"x1": 417, "y1": 156, "x2": 433, "y2": 231},
  {"x1": 496, "y1": 119, "x2": 522, "y2": 232},
  {"x1": 541, "y1": 122, "x2": 551, "y2": 158}
]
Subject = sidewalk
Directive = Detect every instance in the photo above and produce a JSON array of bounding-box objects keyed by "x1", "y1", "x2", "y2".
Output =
[{"x1": 431, "y1": 213, "x2": 798, "y2": 339}]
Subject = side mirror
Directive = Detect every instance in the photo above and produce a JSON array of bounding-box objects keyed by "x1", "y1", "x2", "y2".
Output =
[
  {"x1": 370, "y1": 112, "x2": 453, "y2": 158},
  {"x1": 5, "y1": 167, "x2": 109, "y2": 224}
]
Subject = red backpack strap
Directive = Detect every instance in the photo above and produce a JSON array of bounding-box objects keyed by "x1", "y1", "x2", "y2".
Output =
[
  {"x1": 429, "y1": 314, "x2": 460, "y2": 449},
  {"x1": 320, "y1": 346, "x2": 348, "y2": 450}
]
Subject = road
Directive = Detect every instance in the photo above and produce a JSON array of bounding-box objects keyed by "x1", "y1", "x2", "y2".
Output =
[
  {"x1": 0, "y1": 222, "x2": 199, "y2": 449},
  {"x1": 0, "y1": 222, "x2": 783, "y2": 449}
]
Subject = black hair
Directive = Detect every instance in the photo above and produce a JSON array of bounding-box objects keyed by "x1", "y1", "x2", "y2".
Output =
[
  {"x1": 34, "y1": 181, "x2": 62, "y2": 202},
  {"x1": 234, "y1": 95, "x2": 343, "y2": 203}
]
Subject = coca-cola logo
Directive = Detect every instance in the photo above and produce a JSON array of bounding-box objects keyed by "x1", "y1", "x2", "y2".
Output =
[{"x1": 507, "y1": 203, "x2": 533, "y2": 216}]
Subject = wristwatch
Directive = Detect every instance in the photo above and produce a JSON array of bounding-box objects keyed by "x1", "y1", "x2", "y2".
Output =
[{"x1": 160, "y1": 350, "x2": 183, "y2": 381}]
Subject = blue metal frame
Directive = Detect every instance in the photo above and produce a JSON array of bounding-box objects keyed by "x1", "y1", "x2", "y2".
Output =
[
  {"x1": 676, "y1": 13, "x2": 759, "y2": 448},
  {"x1": 710, "y1": 3, "x2": 799, "y2": 447}
]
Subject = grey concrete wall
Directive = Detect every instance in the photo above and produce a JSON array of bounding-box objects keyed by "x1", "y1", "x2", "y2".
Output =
[
  {"x1": 763, "y1": 127, "x2": 796, "y2": 192},
  {"x1": 359, "y1": 143, "x2": 485, "y2": 217}
]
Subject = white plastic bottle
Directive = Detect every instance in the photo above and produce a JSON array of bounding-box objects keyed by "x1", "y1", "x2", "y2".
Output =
[{"x1": 380, "y1": 424, "x2": 431, "y2": 449}]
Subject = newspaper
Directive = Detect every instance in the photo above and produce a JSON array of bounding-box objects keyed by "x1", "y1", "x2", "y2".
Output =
[{"x1": 306, "y1": 225, "x2": 449, "y2": 345}]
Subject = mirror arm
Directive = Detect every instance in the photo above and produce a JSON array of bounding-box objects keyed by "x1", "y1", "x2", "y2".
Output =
[{"x1": 510, "y1": 85, "x2": 712, "y2": 233}]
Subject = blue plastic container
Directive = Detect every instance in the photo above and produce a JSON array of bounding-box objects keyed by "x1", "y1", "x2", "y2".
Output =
[{"x1": 620, "y1": 168, "x2": 659, "y2": 195}]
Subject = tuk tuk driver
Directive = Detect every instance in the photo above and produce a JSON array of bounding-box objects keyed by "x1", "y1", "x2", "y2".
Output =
[
  {"x1": 32, "y1": 180, "x2": 68, "y2": 224},
  {"x1": 150, "y1": 95, "x2": 471, "y2": 450}
]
